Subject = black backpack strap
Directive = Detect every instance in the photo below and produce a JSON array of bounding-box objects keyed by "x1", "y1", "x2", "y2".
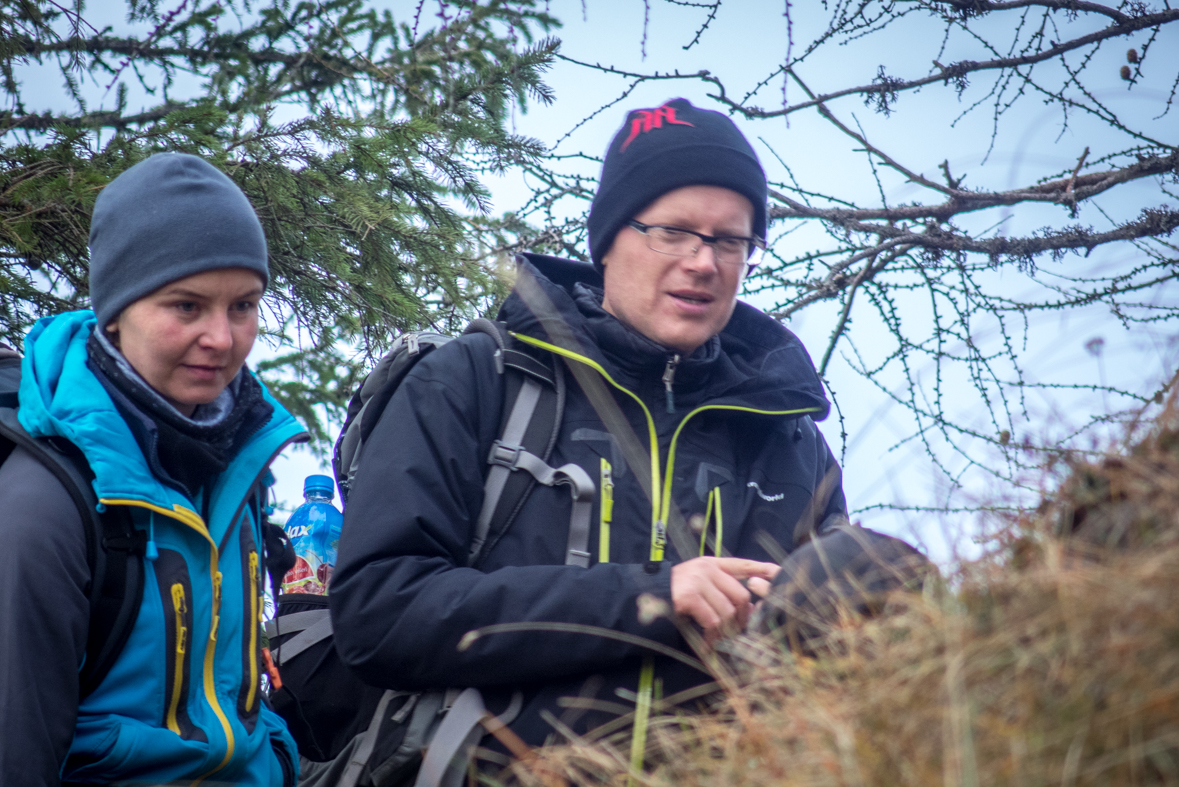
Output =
[
  {"x1": 259, "y1": 480, "x2": 296, "y2": 599},
  {"x1": 0, "y1": 407, "x2": 144, "y2": 697},
  {"x1": 82, "y1": 502, "x2": 144, "y2": 697}
]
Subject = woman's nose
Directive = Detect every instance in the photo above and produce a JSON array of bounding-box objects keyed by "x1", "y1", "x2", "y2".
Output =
[{"x1": 199, "y1": 313, "x2": 234, "y2": 351}]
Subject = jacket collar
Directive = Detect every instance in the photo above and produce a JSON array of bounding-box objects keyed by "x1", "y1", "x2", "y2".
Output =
[
  {"x1": 500, "y1": 253, "x2": 830, "y2": 418},
  {"x1": 17, "y1": 310, "x2": 303, "y2": 517},
  {"x1": 87, "y1": 330, "x2": 274, "y2": 499}
]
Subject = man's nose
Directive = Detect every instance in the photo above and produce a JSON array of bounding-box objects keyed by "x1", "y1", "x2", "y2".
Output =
[{"x1": 682, "y1": 242, "x2": 722, "y2": 275}]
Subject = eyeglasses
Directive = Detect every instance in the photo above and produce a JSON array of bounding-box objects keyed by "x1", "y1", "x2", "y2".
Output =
[{"x1": 626, "y1": 220, "x2": 765, "y2": 270}]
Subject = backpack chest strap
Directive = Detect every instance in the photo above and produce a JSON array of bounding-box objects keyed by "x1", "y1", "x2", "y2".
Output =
[
  {"x1": 472, "y1": 377, "x2": 595, "y2": 569},
  {"x1": 265, "y1": 609, "x2": 334, "y2": 665}
]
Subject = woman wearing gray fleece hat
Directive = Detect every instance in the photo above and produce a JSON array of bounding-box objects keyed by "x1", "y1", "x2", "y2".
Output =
[{"x1": 0, "y1": 153, "x2": 306, "y2": 786}]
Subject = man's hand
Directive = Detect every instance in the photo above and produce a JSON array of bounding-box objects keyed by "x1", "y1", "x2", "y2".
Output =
[{"x1": 670, "y1": 557, "x2": 780, "y2": 643}]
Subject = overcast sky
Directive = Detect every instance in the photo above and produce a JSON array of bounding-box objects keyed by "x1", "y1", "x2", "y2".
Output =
[
  {"x1": 14, "y1": 0, "x2": 1177, "y2": 564},
  {"x1": 469, "y1": 1, "x2": 1179, "y2": 562}
]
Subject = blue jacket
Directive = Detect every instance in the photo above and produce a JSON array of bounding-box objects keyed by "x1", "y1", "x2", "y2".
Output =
[{"x1": 15, "y1": 311, "x2": 305, "y2": 785}]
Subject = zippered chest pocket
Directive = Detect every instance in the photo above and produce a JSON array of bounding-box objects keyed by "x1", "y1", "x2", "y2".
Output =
[
  {"x1": 153, "y1": 549, "x2": 206, "y2": 742},
  {"x1": 237, "y1": 517, "x2": 263, "y2": 731}
]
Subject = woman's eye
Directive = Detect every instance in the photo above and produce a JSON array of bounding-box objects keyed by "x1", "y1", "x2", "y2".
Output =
[
  {"x1": 232, "y1": 300, "x2": 257, "y2": 313},
  {"x1": 174, "y1": 301, "x2": 197, "y2": 314}
]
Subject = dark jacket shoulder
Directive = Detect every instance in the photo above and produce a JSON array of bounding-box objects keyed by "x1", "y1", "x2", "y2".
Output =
[{"x1": 0, "y1": 446, "x2": 91, "y2": 787}]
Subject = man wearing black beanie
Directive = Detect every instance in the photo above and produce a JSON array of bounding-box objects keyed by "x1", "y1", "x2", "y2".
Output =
[
  {"x1": 587, "y1": 97, "x2": 768, "y2": 271},
  {"x1": 333, "y1": 97, "x2": 920, "y2": 777}
]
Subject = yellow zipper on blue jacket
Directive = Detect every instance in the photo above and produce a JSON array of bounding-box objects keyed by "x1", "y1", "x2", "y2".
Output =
[
  {"x1": 97, "y1": 498, "x2": 236, "y2": 780},
  {"x1": 245, "y1": 550, "x2": 261, "y2": 715},
  {"x1": 166, "y1": 583, "x2": 189, "y2": 735}
]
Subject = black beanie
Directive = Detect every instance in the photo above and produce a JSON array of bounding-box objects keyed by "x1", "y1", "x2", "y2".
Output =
[
  {"x1": 89, "y1": 153, "x2": 270, "y2": 327},
  {"x1": 587, "y1": 98, "x2": 767, "y2": 270}
]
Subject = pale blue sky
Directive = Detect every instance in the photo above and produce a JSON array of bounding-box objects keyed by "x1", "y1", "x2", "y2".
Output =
[{"x1": 12, "y1": 0, "x2": 1177, "y2": 563}]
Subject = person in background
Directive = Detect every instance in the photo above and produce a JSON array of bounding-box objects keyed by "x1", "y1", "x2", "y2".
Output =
[{"x1": 0, "y1": 153, "x2": 305, "y2": 786}]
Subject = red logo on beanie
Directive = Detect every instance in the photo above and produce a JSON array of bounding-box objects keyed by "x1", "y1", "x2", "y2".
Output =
[{"x1": 619, "y1": 103, "x2": 694, "y2": 151}]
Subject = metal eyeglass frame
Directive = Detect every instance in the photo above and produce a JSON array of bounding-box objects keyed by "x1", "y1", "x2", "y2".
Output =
[{"x1": 625, "y1": 219, "x2": 766, "y2": 274}]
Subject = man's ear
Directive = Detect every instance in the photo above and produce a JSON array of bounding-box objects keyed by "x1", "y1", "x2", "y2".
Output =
[{"x1": 104, "y1": 321, "x2": 120, "y2": 348}]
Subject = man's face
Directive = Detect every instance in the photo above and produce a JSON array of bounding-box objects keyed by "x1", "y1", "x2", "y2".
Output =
[{"x1": 601, "y1": 185, "x2": 753, "y2": 354}]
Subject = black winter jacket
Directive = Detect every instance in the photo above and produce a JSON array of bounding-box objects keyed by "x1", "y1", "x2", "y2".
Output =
[{"x1": 331, "y1": 254, "x2": 848, "y2": 746}]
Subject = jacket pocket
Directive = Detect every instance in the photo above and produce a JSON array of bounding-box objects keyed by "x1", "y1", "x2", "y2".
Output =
[
  {"x1": 64, "y1": 712, "x2": 208, "y2": 783},
  {"x1": 260, "y1": 706, "x2": 301, "y2": 787},
  {"x1": 154, "y1": 548, "x2": 203, "y2": 741},
  {"x1": 237, "y1": 517, "x2": 262, "y2": 731}
]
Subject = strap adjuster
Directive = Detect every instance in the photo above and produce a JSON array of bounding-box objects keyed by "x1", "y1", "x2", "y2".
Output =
[
  {"x1": 488, "y1": 440, "x2": 524, "y2": 470},
  {"x1": 103, "y1": 529, "x2": 148, "y2": 555}
]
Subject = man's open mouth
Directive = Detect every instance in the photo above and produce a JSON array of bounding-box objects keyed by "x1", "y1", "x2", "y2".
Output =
[{"x1": 670, "y1": 292, "x2": 712, "y2": 305}]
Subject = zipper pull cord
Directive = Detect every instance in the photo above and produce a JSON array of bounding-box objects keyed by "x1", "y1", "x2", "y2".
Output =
[
  {"x1": 662, "y1": 354, "x2": 680, "y2": 414},
  {"x1": 145, "y1": 511, "x2": 159, "y2": 561}
]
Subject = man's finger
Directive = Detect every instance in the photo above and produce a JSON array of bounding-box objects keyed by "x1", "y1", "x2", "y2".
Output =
[
  {"x1": 697, "y1": 578, "x2": 740, "y2": 626},
  {"x1": 744, "y1": 577, "x2": 772, "y2": 600},
  {"x1": 713, "y1": 557, "x2": 781, "y2": 581},
  {"x1": 711, "y1": 566, "x2": 753, "y2": 609}
]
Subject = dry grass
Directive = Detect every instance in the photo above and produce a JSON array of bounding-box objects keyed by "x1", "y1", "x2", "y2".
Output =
[{"x1": 506, "y1": 404, "x2": 1179, "y2": 787}]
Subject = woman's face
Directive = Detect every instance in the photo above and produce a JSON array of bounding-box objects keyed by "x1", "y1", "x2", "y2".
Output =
[{"x1": 107, "y1": 268, "x2": 264, "y2": 416}]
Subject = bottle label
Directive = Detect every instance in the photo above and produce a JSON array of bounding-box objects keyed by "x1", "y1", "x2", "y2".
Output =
[
  {"x1": 280, "y1": 495, "x2": 343, "y2": 596},
  {"x1": 281, "y1": 555, "x2": 328, "y2": 596}
]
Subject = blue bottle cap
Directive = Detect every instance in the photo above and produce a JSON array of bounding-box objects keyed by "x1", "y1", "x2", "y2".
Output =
[{"x1": 304, "y1": 474, "x2": 336, "y2": 498}]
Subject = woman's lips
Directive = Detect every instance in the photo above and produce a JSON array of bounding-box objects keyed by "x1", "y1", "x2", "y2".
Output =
[{"x1": 181, "y1": 364, "x2": 223, "y2": 381}]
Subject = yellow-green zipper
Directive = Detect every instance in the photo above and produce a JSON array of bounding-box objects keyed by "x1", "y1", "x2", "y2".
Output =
[
  {"x1": 599, "y1": 458, "x2": 613, "y2": 563},
  {"x1": 99, "y1": 498, "x2": 236, "y2": 780},
  {"x1": 245, "y1": 551, "x2": 260, "y2": 714},
  {"x1": 700, "y1": 487, "x2": 724, "y2": 557},
  {"x1": 630, "y1": 657, "x2": 656, "y2": 779},
  {"x1": 166, "y1": 583, "x2": 188, "y2": 735},
  {"x1": 512, "y1": 332, "x2": 822, "y2": 775}
]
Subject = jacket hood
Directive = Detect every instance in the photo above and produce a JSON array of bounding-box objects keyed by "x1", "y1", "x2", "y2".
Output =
[
  {"x1": 499, "y1": 253, "x2": 830, "y2": 419},
  {"x1": 17, "y1": 310, "x2": 301, "y2": 509}
]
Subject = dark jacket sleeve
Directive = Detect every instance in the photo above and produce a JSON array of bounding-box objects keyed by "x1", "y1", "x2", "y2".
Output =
[
  {"x1": 0, "y1": 447, "x2": 91, "y2": 787},
  {"x1": 815, "y1": 420, "x2": 850, "y2": 532},
  {"x1": 331, "y1": 336, "x2": 678, "y2": 691}
]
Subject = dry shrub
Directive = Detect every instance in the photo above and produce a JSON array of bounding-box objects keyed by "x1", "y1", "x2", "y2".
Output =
[{"x1": 506, "y1": 403, "x2": 1179, "y2": 787}]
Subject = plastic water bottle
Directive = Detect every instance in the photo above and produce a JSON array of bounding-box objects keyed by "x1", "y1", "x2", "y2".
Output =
[{"x1": 281, "y1": 475, "x2": 344, "y2": 595}]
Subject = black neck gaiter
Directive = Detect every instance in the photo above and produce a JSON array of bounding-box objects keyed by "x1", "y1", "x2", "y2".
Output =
[{"x1": 86, "y1": 330, "x2": 273, "y2": 499}]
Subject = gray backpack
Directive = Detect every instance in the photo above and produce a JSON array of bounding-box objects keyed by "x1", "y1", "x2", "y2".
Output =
[{"x1": 270, "y1": 319, "x2": 595, "y2": 787}]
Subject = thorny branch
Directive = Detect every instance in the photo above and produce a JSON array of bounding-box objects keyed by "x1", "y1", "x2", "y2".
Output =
[
  {"x1": 510, "y1": 0, "x2": 1179, "y2": 516},
  {"x1": 706, "y1": 7, "x2": 1179, "y2": 121}
]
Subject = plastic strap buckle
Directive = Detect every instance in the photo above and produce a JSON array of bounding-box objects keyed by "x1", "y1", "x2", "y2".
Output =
[{"x1": 488, "y1": 440, "x2": 525, "y2": 470}]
